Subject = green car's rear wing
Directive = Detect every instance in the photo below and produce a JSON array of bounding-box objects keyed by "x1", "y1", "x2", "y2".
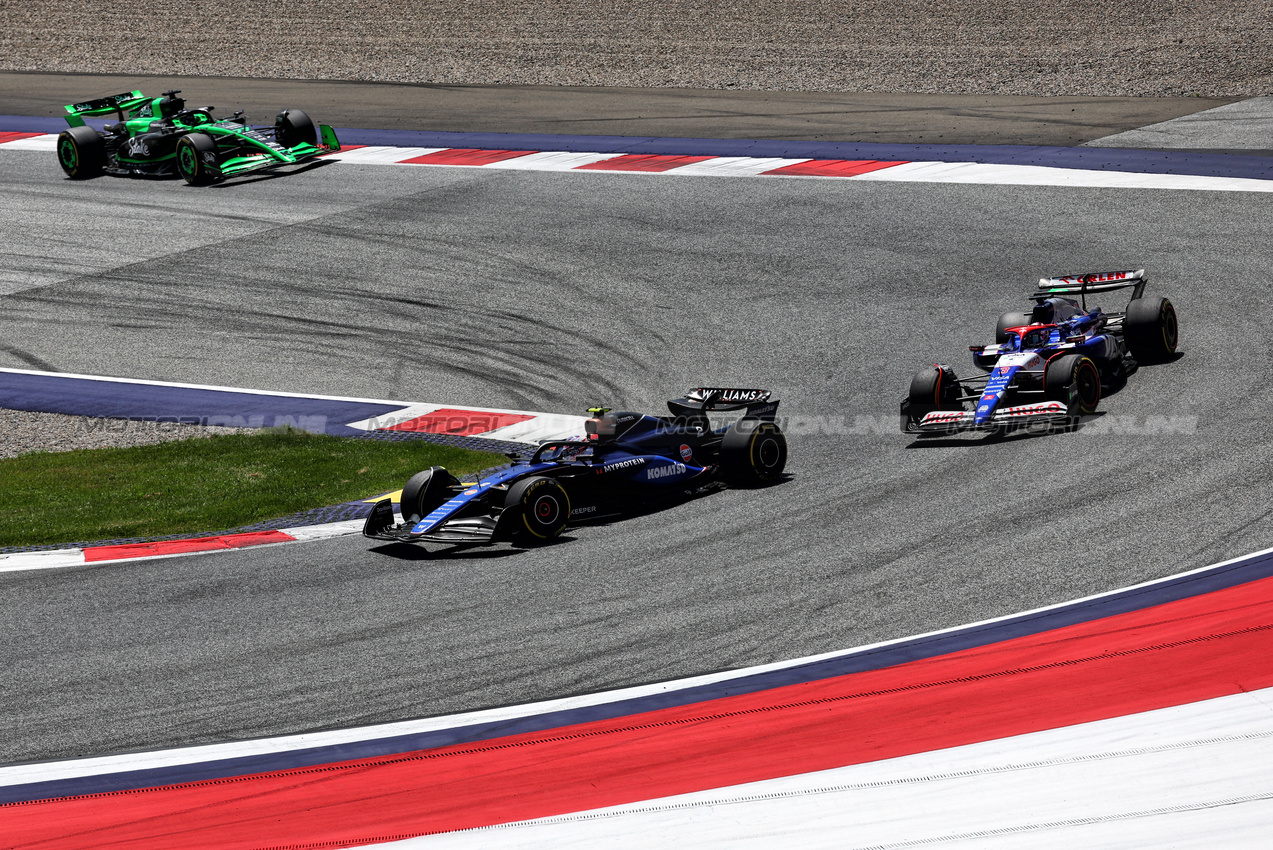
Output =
[
  {"x1": 63, "y1": 91, "x2": 148, "y2": 126},
  {"x1": 1031, "y1": 268, "x2": 1148, "y2": 309}
]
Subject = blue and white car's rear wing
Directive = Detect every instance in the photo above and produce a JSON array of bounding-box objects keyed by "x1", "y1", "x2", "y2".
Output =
[{"x1": 1032, "y1": 269, "x2": 1148, "y2": 307}]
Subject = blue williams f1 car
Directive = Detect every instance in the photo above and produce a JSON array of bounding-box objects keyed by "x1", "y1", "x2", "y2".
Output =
[
  {"x1": 364, "y1": 388, "x2": 788, "y2": 549},
  {"x1": 901, "y1": 269, "x2": 1178, "y2": 436}
]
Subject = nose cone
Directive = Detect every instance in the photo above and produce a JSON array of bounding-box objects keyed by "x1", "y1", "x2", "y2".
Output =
[{"x1": 973, "y1": 390, "x2": 1002, "y2": 426}]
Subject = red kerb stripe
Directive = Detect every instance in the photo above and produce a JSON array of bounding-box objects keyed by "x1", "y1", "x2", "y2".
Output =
[
  {"x1": 763, "y1": 159, "x2": 907, "y2": 177},
  {"x1": 399, "y1": 149, "x2": 534, "y2": 166},
  {"x1": 9, "y1": 574, "x2": 1273, "y2": 848},
  {"x1": 81, "y1": 530, "x2": 295, "y2": 562},
  {"x1": 576, "y1": 154, "x2": 714, "y2": 173}
]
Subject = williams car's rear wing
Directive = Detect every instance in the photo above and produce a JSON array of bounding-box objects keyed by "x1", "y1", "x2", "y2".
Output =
[
  {"x1": 1032, "y1": 269, "x2": 1148, "y2": 309},
  {"x1": 63, "y1": 91, "x2": 149, "y2": 126},
  {"x1": 668, "y1": 387, "x2": 779, "y2": 421}
]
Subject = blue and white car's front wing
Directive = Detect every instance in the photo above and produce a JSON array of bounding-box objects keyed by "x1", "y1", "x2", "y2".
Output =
[{"x1": 918, "y1": 400, "x2": 1071, "y2": 433}]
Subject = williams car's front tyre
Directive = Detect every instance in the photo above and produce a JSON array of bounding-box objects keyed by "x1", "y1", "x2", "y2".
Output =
[
  {"x1": 176, "y1": 134, "x2": 221, "y2": 185},
  {"x1": 1125, "y1": 296, "x2": 1178, "y2": 363},
  {"x1": 1045, "y1": 354, "x2": 1101, "y2": 418},
  {"x1": 721, "y1": 420, "x2": 787, "y2": 486},
  {"x1": 56, "y1": 127, "x2": 105, "y2": 179},
  {"x1": 506, "y1": 476, "x2": 571, "y2": 543},
  {"x1": 400, "y1": 466, "x2": 461, "y2": 524}
]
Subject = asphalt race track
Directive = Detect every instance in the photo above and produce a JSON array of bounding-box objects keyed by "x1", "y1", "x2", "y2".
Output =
[{"x1": 3, "y1": 91, "x2": 1273, "y2": 767}]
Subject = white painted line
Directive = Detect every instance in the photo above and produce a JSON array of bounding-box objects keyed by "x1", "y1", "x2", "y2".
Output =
[
  {"x1": 324, "y1": 145, "x2": 445, "y2": 164},
  {"x1": 666, "y1": 156, "x2": 811, "y2": 177},
  {"x1": 0, "y1": 548, "x2": 86, "y2": 573},
  {"x1": 0, "y1": 133, "x2": 57, "y2": 151}
]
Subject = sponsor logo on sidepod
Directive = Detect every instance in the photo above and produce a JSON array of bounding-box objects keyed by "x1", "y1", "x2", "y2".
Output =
[
  {"x1": 598, "y1": 458, "x2": 645, "y2": 474},
  {"x1": 647, "y1": 462, "x2": 686, "y2": 481},
  {"x1": 571, "y1": 505, "x2": 597, "y2": 516},
  {"x1": 679, "y1": 444, "x2": 693, "y2": 461}
]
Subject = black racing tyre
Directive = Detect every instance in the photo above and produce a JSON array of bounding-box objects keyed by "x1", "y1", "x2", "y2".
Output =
[
  {"x1": 1045, "y1": 354, "x2": 1101, "y2": 415},
  {"x1": 505, "y1": 476, "x2": 571, "y2": 542},
  {"x1": 176, "y1": 133, "x2": 221, "y2": 185},
  {"x1": 56, "y1": 126, "x2": 105, "y2": 179},
  {"x1": 275, "y1": 109, "x2": 317, "y2": 148},
  {"x1": 400, "y1": 466, "x2": 461, "y2": 523},
  {"x1": 906, "y1": 364, "x2": 963, "y2": 423},
  {"x1": 720, "y1": 420, "x2": 787, "y2": 486},
  {"x1": 996, "y1": 311, "x2": 1031, "y2": 343},
  {"x1": 1124, "y1": 296, "x2": 1178, "y2": 363}
]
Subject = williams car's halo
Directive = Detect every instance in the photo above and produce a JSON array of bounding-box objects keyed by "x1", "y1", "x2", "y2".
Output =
[{"x1": 364, "y1": 388, "x2": 788, "y2": 551}]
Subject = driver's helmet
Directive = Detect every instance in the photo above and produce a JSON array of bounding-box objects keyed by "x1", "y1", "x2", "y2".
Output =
[
  {"x1": 1021, "y1": 327, "x2": 1052, "y2": 349},
  {"x1": 154, "y1": 91, "x2": 185, "y2": 119}
]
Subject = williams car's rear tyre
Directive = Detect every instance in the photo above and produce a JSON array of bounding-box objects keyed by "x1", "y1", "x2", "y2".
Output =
[
  {"x1": 176, "y1": 134, "x2": 221, "y2": 185},
  {"x1": 1045, "y1": 354, "x2": 1101, "y2": 416},
  {"x1": 720, "y1": 420, "x2": 787, "y2": 486},
  {"x1": 1124, "y1": 296, "x2": 1178, "y2": 363},
  {"x1": 506, "y1": 476, "x2": 571, "y2": 543},
  {"x1": 400, "y1": 466, "x2": 461, "y2": 523},
  {"x1": 996, "y1": 311, "x2": 1031, "y2": 343},
  {"x1": 275, "y1": 109, "x2": 317, "y2": 148},
  {"x1": 56, "y1": 126, "x2": 105, "y2": 179}
]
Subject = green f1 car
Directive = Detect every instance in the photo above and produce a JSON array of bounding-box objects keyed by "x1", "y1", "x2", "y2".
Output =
[{"x1": 56, "y1": 89, "x2": 341, "y2": 185}]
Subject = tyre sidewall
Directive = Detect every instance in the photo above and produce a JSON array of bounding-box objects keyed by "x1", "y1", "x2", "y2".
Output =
[{"x1": 510, "y1": 476, "x2": 570, "y2": 540}]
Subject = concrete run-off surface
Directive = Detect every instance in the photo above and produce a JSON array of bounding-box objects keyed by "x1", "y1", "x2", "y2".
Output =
[{"x1": 1, "y1": 1, "x2": 1270, "y2": 98}]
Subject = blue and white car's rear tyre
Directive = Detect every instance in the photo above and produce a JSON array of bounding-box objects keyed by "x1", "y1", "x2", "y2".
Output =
[
  {"x1": 1125, "y1": 296, "x2": 1178, "y2": 363},
  {"x1": 721, "y1": 420, "x2": 787, "y2": 486},
  {"x1": 57, "y1": 126, "x2": 105, "y2": 179},
  {"x1": 506, "y1": 476, "x2": 571, "y2": 542},
  {"x1": 996, "y1": 311, "x2": 1031, "y2": 344},
  {"x1": 1045, "y1": 354, "x2": 1101, "y2": 417},
  {"x1": 400, "y1": 466, "x2": 460, "y2": 523},
  {"x1": 275, "y1": 109, "x2": 317, "y2": 148}
]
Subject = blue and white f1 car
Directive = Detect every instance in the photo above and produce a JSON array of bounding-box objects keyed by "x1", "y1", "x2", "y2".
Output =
[
  {"x1": 364, "y1": 388, "x2": 788, "y2": 549},
  {"x1": 901, "y1": 269, "x2": 1178, "y2": 436}
]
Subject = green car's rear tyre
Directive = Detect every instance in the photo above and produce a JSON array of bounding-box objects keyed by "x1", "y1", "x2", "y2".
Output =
[
  {"x1": 176, "y1": 134, "x2": 221, "y2": 186},
  {"x1": 56, "y1": 126, "x2": 105, "y2": 179},
  {"x1": 275, "y1": 109, "x2": 317, "y2": 148},
  {"x1": 505, "y1": 476, "x2": 571, "y2": 543}
]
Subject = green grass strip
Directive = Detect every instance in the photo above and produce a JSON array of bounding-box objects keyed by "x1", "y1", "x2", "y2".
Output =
[{"x1": 0, "y1": 429, "x2": 506, "y2": 547}]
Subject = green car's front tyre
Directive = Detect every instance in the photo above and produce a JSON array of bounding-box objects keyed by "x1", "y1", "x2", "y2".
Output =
[
  {"x1": 176, "y1": 134, "x2": 222, "y2": 186},
  {"x1": 56, "y1": 127, "x2": 105, "y2": 179}
]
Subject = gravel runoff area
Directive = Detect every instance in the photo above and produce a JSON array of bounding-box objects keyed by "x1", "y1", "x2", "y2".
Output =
[
  {"x1": 2, "y1": 1, "x2": 1270, "y2": 98},
  {"x1": 0, "y1": 409, "x2": 251, "y2": 460}
]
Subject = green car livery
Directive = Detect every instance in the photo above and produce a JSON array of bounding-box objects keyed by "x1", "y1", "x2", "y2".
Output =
[{"x1": 56, "y1": 89, "x2": 341, "y2": 185}]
